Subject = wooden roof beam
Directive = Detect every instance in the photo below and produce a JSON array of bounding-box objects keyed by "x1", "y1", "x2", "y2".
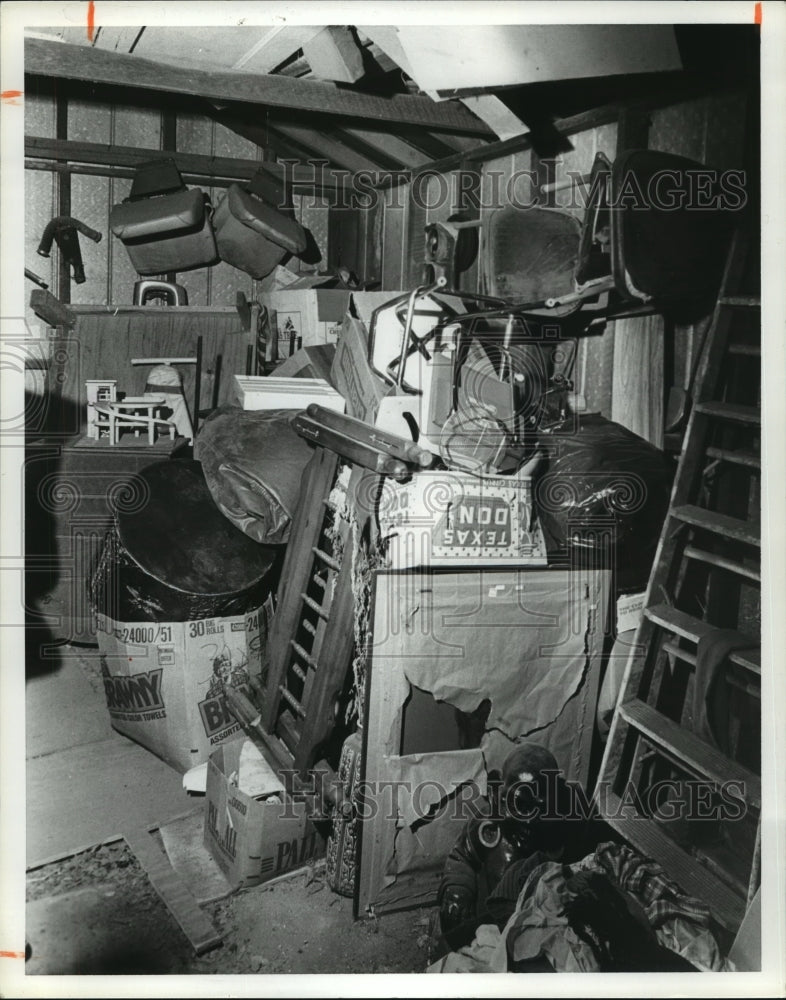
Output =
[
  {"x1": 25, "y1": 37, "x2": 494, "y2": 135},
  {"x1": 25, "y1": 136, "x2": 345, "y2": 191}
]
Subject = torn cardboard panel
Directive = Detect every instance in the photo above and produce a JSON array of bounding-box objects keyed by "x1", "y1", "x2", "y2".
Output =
[
  {"x1": 358, "y1": 568, "x2": 611, "y2": 914},
  {"x1": 389, "y1": 570, "x2": 607, "y2": 758},
  {"x1": 375, "y1": 750, "x2": 487, "y2": 896},
  {"x1": 387, "y1": 749, "x2": 487, "y2": 830}
]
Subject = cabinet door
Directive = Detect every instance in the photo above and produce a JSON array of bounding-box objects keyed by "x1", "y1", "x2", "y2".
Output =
[{"x1": 357, "y1": 566, "x2": 611, "y2": 915}]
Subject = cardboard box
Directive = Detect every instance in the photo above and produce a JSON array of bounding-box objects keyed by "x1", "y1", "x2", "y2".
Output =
[
  {"x1": 377, "y1": 469, "x2": 548, "y2": 568},
  {"x1": 204, "y1": 739, "x2": 325, "y2": 888},
  {"x1": 273, "y1": 344, "x2": 336, "y2": 383},
  {"x1": 95, "y1": 605, "x2": 270, "y2": 772},
  {"x1": 330, "y1": 313, "x2": 391, "y2": 424},
  {"x1": 616, "y1": 590, "x2": 646, "y2": 635},
  {"x1": 262, "y1": 289, "x2": 350, "y2": 358},
  {"x1": 329, "y1": 293, "x2": 411, "y2": 424}
]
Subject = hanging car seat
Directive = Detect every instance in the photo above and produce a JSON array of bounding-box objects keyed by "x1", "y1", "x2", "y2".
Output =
[
  {"x1": 212, "y1": 169, "x2": 308, "y2": 280},
  {"x1": 109, "y1": 158, "x2": 219, "y2": 276}
]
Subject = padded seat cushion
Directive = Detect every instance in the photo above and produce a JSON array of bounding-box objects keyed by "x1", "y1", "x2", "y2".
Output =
[
  {"x1": 224, "y1": 185, "x2": 307, "y2": 254},
  {"x1": 110, "y1": 188, "x2": 207, "y2": 243},
  {"x1": 213, "y1": 184, "x2": 308, "y2": 279},
  {"x1": 109, "y1": 187, "x2": 218, "y2": 276}
]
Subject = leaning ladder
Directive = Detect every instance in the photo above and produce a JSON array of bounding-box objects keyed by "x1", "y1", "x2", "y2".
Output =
[
  {"x1": 261, "y1": 446, "x2": 356, "y2": 776},
  {"x1": 596, "y1": 229, "x2": 762, "y2": 934}
]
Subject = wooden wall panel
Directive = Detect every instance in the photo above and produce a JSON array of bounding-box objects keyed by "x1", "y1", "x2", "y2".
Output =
[
  {"x1": 380, "y1": 183, "x2": 409, "y2": 290},
  {"x1": 212, "y1": 119, "x2": 262, "y2": 161},
  {"x1": 25, "y1": 90, "x2": 56, "y2": 137},
  {"x1": 67, "y1": 99, "x2": 112, "y2": 144},
  {"x1": 25, "y1": 170, "x2": 58, "y2": 297},
  {"x1": 575, "y1": 123, "x2": 618, "y2": 418},
  {"x1": 405, "y1": 179, "x2": 427, "y2": 286},
  {"x1": 703, "y1": 92, "x2": 747, "y2": 170},
  {"x1": 611, "y1": 313, "x2": 665, "y2": 447},
  {"x1": 25, "y1": 93, "x2": 58, "y2": 331},
  {"x1": 362, "y1": 196, "x2": 383, "y2": 287},
  {"x1": 296, "y1": 194, "x2": 330, "y2": 276},
  {"x1": 70, "y1": 175, "x2": 110, "y2": 307},
  {"x1": 106, "y1": 177, "x2": 140, "y2": 306},
  {"x1": 113, "y1": 104, "x2": 161, "y2": 151},
  {"x1": 54, "y1": 308, "x2": 254, "y2": 430}
]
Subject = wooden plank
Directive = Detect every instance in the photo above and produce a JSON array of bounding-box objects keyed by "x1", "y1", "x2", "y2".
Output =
[
  {"x1": 705, "y1": 446, "x2": 760, "y2": 469},
  {"x1": 125, "y1": 26, "x2": 323, "y2": 74},
  {"x1": 25, "y1": 38, "x2": 493, "y2": 135},
  {"x1": 694, "y1": 401, "x2": 760, "y2": 425},
  {"x1": 303, "y1": 27, "x2": 365, "y2": 84},
  {"x1": 325, "y1": 128, "x2": 411, "y2": 172},
  {"x1": 611, "y1": 312, "x2": 665, "y2": 447},
  {"x1": 683, "y1": 545, "x2": 760, "y2": 582},
  {"x1": 673, "y1": 505, "x2": 761, "y2": 547},
  {"x1": 341, "y1": 128, "x2": 431, "y2": 170},
  {"x1": 460, "y1": 95, "x2": 528, "y2": 141},
  {"x1": 720, "y1": 296, "x2": 760, "y2": 308},
  {"x1": 29, "y1": 288, "x2": 76, "y2": 328},
  {"x1": 727, "y1": 343, "x2": 760, "y2": 357},
  {"x1": 602, "y1": 794, "x2": 746, "y2": 932},
  {"x1": 644, "y1": 603, "x2": 716, "y2": 644},
  {"x1": 25, "y1": 135, "x2": 334, "y2": 189},
  {"x1": 154, "y1": 813, "x2": 233, "y2": 905},
  {"x1": 619, "y1": 699, "x2": 761, "y2": 807},
  {"x1": 124, "y1": 827, "x2": 222, "y2": 955},
  {"x1": 730, "y1": 648, "x2": 761, "y2": 674},
  {"x1": 232, "y1": 27, "x2": 324, "y2": 73},
  {"x1": 268, "y1": 124, "x2": 383, "y2": 174}
]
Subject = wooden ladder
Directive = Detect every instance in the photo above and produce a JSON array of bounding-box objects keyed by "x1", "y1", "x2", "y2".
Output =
[
  {"x1": 261, "y1": 446, "x2": 357, "y2": 776},
  {"x1": 596, "y1": 229, "x2": 761, "y2": 935}
]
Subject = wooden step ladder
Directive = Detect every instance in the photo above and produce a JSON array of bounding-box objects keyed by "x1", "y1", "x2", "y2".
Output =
[
  {"x1": 261, "y1": 446, "x2": 357, "y2": 776},
  {"x1": 596, "y1": 229, "x2": 761, "y2": 934}
]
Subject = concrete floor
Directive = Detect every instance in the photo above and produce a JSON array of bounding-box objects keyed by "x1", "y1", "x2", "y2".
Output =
[{"x1": 20, "y1": 644, "x2": 437, "y2": 989}]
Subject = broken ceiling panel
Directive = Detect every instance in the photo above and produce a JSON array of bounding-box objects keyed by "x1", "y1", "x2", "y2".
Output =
[
  {"x1": 132, "y1": 25, "x2": 324, "y2": 73},
  {"x1": 392, "y1": 25, "x2": 682, "y2": 94},
  {"x1": 302, "y1": 27, "x2": 365, "y2": 83}
]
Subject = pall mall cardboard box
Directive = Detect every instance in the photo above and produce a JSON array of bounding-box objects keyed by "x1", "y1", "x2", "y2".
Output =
[{"x1": 204, "y1": 739, "x2": 325, "y2": 888}]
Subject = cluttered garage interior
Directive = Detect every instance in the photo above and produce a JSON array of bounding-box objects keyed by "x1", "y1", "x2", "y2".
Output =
[{"x1": 19, "y1": 16, "x2": 767, "y2": 980}]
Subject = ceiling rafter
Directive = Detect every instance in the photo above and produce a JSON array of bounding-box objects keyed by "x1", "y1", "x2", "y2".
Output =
[{"x1": 25, "y1": 37, "x2": 493, "y2": 135}]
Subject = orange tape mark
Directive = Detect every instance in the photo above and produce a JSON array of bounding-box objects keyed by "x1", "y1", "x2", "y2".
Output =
[
  {"x1": 754, "y1": 2, "x2": 762, "y2": 23},
  {"x1": 0, "y1": 951, "x2": 25, "y2": 959},
  {"x1": 87, "y1": 0, "x2": 96, "y2": 41},
  {"x1": 1, "y1": 90, "x2": 23, "y2": 105}
]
